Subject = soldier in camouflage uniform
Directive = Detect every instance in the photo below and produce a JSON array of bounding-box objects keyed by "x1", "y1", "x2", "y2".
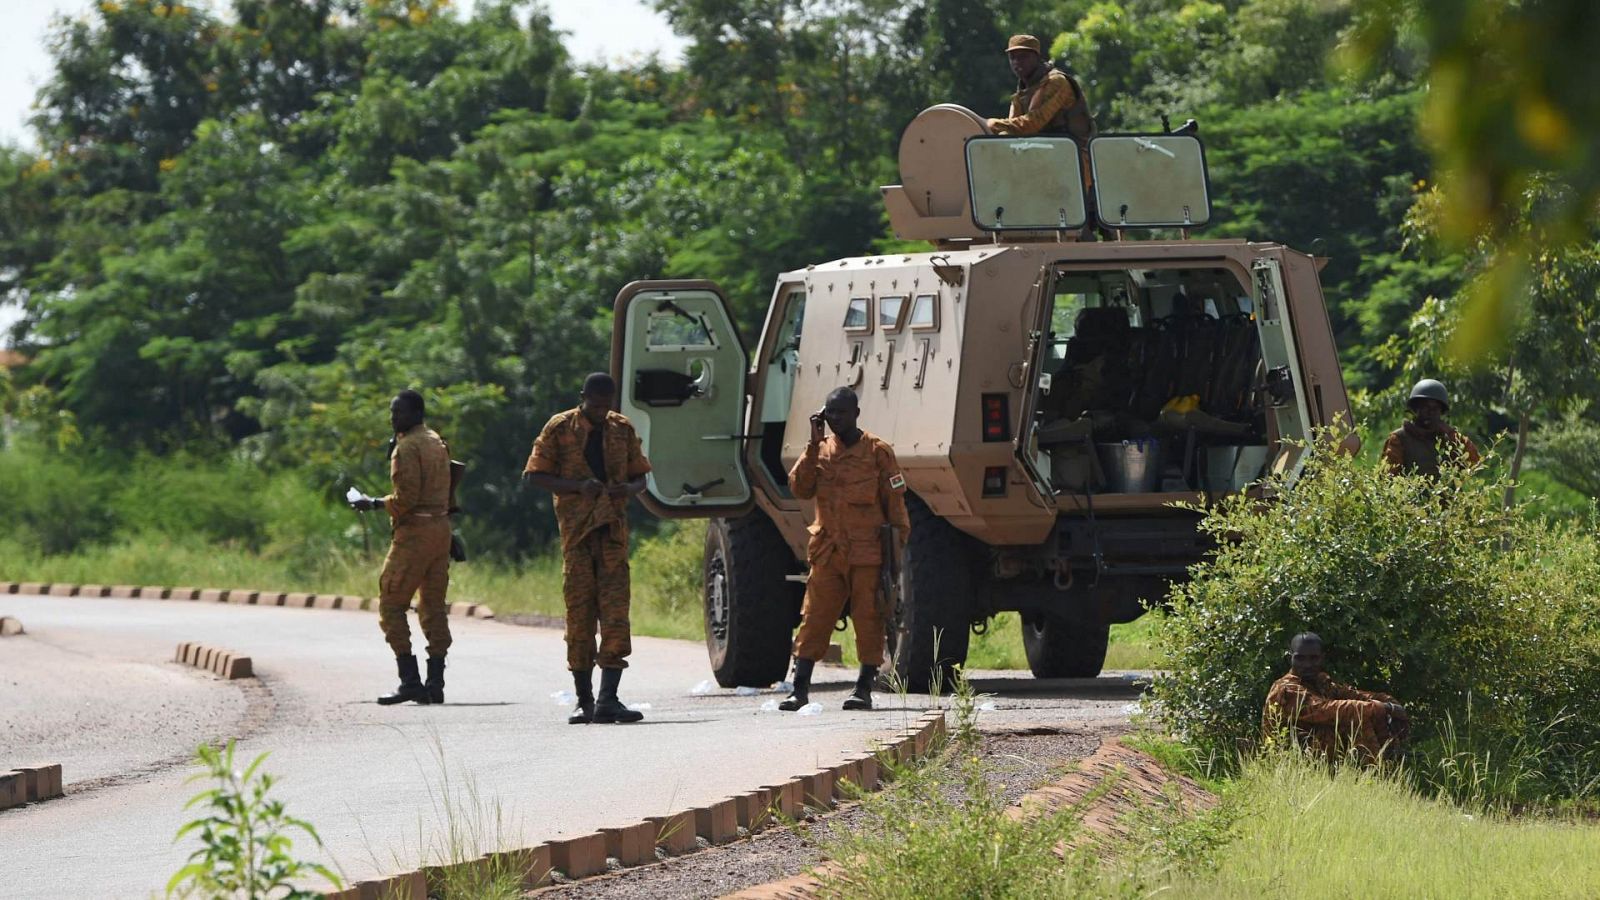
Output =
[
  {"x1": 524, "y1": 373, "x2": 652, "y2": 724},
  {"x1": 780, "y1": 387, "x2": 911, "y2": 712},
  {"x1": 350, "y1": 390, "x2": 454, "y2": 706},
  {"x1": 1381, "y1": 378, "x2": 1481, "y2": 477},
  {"x1": 1263, "y1": 632, "x2": 1409, "y2": 763}
]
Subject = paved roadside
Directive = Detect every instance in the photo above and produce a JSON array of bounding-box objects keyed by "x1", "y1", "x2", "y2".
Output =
[{"x1": 0, "y1": 594, "x2": 932, "y2": 898}]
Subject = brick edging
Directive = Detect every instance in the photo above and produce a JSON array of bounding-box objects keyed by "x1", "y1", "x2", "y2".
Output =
[
  {"x1": 0, "y1": 581, "x2": 494, "y2": 620},
  {"x1": 0, "y1": 764, "x2": 64, "y2": 811},
  {"x1": 321, "y1": 710, "x2": 951, "y2": 899},
  {"x1": 176, "y1": 642, "x2": 254, "y2": 680},
  {"x1": 725, "y1": 736, "x2": 1219, "y2": 899}
]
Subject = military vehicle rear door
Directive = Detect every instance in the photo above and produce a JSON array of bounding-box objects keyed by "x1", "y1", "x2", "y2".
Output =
[
  {"x1": 612, "y1": 280, "x2": 755, "y2": 518},
  {"x1": 1251, "y1": 257, "x2": 1314, "y2": 483},
  {"x1": 1013, "y1": 266, "x2": 1059, "y2": 502}
]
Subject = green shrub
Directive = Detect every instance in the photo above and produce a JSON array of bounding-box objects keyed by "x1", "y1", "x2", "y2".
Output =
[
  {"x1": 630, "y1": 519, "x2": 705, "y2": 621},
  {"x1": 168, "y1": 741, "x2": 339, "y2": 899},
  {"x1": 1150, "y1": 438, "x2": 1600, "y2": 805},
  {"x1": 0, "y1": 446, "x2": 118, "y2": 554}
]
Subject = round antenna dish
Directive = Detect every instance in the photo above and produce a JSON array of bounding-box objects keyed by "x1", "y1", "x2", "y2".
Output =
[{"x1": 898, "y1": 104, "x2": 987, "y2": 217}]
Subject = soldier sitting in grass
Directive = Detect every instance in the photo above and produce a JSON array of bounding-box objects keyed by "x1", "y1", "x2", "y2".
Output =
[{"x1": 1263, "y1": 632, "x2": 1409, "y2": 763}]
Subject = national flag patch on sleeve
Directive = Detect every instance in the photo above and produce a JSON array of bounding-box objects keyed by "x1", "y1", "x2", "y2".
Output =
[{"x1": 888, "y1": 473, "x2": 907, "y2": 491}]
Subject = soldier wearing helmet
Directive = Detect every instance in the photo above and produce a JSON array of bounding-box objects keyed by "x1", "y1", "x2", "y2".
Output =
[{"x1": 1380, "y1": 378, "x2": 1481, "y2": 477}]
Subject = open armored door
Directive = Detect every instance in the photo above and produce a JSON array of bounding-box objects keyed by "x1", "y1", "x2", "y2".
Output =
[
  {"x1": 1251, "y1": 258, "x2": 1313, "y2": 485},
  {"x1": 612, "y1": 280, "x2": 755, "y2": 518}
]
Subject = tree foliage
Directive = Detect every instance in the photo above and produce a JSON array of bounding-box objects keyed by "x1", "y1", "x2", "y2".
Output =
[{"x1": 1, "y1": 0, "x2": 1596, "y2": 561}]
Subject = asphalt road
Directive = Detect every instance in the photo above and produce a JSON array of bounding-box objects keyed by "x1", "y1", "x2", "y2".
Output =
[{"x1": 0, "y1": 593, "x2": 1139, "y2": 897}]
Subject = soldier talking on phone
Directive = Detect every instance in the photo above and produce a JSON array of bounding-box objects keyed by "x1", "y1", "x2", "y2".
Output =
[{"x1": 780, "y1": 387, "x2": 911, "y2": 711}]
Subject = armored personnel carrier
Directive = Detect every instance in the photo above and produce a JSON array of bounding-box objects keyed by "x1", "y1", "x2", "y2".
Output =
[{"x1": 609, "y1": 104, "x2": 1356, "y2": 690}]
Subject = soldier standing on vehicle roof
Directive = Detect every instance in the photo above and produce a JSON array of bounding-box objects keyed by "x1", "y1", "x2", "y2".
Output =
[
  {"x1": 987, "y1": 34, "x2": 1101, "y2": 239},
  {"x1": 779, "y1": 387, "x2": 911, "y2": 712},
  {"x1": 349, "y1": 390, "x2": 455, "y2": 706},
  {"x1": 523, "y1": 373, "x2": 652, "y2": 725},
  {"x1": 1380, "y1": 378, "x2": 1481, "y2": 477},
  {"x1": 986, "y1": 34, "x2": 1097, "y2": 141}
]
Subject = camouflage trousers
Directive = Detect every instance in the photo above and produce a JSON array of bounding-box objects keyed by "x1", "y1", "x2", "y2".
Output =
[
  {"x1": 563, "y1": 527, "x2": 632, "y2": 671},
  {"x1": 794, "y1": 548, "x2": 885, "y2": 666},
  {"x1": 1293, "y1": 716, "x2": 1407, "y2": 765},
  {"x1": 378, "y1": 518, "x2": 453, "y2": 659}
]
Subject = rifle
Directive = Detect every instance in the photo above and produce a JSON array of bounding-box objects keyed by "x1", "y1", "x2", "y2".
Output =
[
  {"x1": 877, "y1": 524, "x2": 901, "y2": 620},
  {"x1": 448, "y1": 459, "x2": 468, "y2": 562}
]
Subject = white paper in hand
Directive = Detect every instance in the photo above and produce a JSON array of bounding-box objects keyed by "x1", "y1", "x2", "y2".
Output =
[{"x1": 345, "y1": 486, "x2": 366, "y2": 504}]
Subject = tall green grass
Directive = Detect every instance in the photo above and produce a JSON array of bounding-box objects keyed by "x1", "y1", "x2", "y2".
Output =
[{"x1": 1155, "y1": 751, "x2": 1600, "y2": 899}]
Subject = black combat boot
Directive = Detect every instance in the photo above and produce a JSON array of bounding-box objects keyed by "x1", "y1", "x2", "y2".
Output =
[
  {"x1": 568, "y1": 669, "x2": 595, "y2": 724},
  {"x1": 842, "y1": 665, "x2": 877, "y2": 711},
  {"x1": 592, "y1": 667, "x2": 644, "y2": 724},
  {"x1": 377, "y1": 655, "x2": 430, "y2": 705},
  {"x1": 778, "y1": 657, "x2": 815, "y2": 711},
  {"x1": 425, "y1": 655, "x2": 446, "y2": 704}
]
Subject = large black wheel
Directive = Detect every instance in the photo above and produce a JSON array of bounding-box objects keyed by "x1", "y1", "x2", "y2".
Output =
[
  {"x1": 889, "y1": 493, "x2": 976, "y2": 694},
  {"x1": 1021, "y1": 610, "x2": 1110, "y2": 678},
  {"x1": 704, "y1": 512, "x2": 802, "y2": 688}
]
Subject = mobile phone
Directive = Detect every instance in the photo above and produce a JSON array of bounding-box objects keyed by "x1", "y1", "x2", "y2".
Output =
[{"x1": 810, "y1": 409, "x2": 826, "y2": 426}]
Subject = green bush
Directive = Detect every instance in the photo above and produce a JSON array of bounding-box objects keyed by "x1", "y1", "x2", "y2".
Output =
[
  {"x1": 0, "y1": 446, "x2": 117, "y2": 554},
  {"x1": 0, "y1": 443, "x2": 354, "y2": 563},
  {"x1": 168, "y1": 741, "x2": 339, "y2": 899},
  {"x1": 630, "y1": 519, "x2": 705, "y2": 622},
  {"x1": 1151, "y1": 438, "x2": 1600, "y2": 805}
]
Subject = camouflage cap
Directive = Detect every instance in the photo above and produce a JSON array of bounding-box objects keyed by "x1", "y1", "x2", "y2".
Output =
[{"x1": 1004, "y1": 34, "x2": 1043, "y2": 55}]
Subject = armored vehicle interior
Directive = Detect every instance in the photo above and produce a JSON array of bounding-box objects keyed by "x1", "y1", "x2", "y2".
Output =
[{"x1": 1031, "y1": 264, "x2": 1275, "y2": 496}]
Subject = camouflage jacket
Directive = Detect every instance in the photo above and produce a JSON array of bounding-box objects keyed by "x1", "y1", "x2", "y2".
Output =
[
  {"x1": 789, "y1": 430, "x2": 911, "y2": 567},
  {"x1": 385, "y1": 425, "x2": 451, "y2": 526},
  {"x1": 525, "y1": 408, "x2": 652, "y2": 554}
]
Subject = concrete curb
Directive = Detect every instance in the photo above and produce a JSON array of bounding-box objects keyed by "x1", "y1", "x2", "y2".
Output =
[
  {"x1": 0, "y1": 581, "x2": 495, "y2": 620},
  {"x1": 316, "y1": 710, "x2": 950, "y2": 898},
  {"x1": 175, "y1": 642, "x2": 254, "y2": 680},
  {"x1": 0, "y1": 764, "x2": 64, "y2": 811}
]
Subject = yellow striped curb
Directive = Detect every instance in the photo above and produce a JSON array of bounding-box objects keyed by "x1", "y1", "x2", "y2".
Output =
[{"x1": 0, "y1": 581, "x2": 493, "y2": 620}]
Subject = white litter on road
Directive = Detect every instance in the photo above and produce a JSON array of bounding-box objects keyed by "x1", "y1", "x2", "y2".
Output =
[
  {"x1": 978, "y1": 701, "x2": 998, "y2": 712},
  {"x1": 797, "y1": 702, "x2": 823, "y2": 716},
  {"x1": 551, "y1": 690, "x2": 576, "y2": 706},
  {"x1": 689, "y1": 680, "x2": 716, "y2": 695},
  {"x1": 734, "y1": 686, "x2": 761, "y2": 696},
  {"x1": 760, "y1": 699, "x2": 780, "y2": 712}
]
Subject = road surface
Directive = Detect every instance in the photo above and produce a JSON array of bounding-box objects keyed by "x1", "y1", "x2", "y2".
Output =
[{"x1": 0, "y1": 593, "x2": 1138, "y2": 897}]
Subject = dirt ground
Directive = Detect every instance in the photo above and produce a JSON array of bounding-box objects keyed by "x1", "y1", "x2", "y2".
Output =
[{"x1": 535, "y1": 725, "x2": 1117, "y2": 900}]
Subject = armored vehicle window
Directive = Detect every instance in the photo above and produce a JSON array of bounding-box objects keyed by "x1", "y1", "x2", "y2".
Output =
[
  {"x1": 1088, "y1": 135, "x2": 1211, "y2": 229},
  {"x1": 879, "y1": 295, "x2": 906, "y2": 331},
  {"x1": 966, "y1": 136, "x2": 1087, "y2": 230},
  {"x1": 844, "y1": 297, "x2": 871, "y2": 331},
  {"x1": 646, "y1": 310, "x2": 717, "y2": 351},
  {"x1": 909, "y1": 294, "x2": 938, "y2": 330}
]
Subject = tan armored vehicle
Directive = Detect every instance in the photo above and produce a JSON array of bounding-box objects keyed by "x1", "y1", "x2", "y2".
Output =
[{"x1": 609, "y1": 105, "x2": 1356, "y2": 690}]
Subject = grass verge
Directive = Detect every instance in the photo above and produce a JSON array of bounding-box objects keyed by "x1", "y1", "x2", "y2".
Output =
[
  {"x1": 1, "y1": 521, "x2": 1160, "y2": 671},
  {"x1": 1153, "y1": 750, "x2": 1600, "y2": 899}
]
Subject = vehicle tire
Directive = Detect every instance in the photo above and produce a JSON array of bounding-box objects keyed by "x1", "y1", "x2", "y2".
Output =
[
  {"x1": 889, "y1": 493, "x2": 975, "y2": 694},
  {"x1": 1020, "y1": 610, "x2": 1110, "y2": 678},
  {"x1": 704, "y1": 512, "x2": 802, "y2": 688}
]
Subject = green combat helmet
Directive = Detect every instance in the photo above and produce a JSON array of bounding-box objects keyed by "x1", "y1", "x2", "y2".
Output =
[{"x1": 1408, "y1": 378, "x2": 1450, "y2": 411}]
